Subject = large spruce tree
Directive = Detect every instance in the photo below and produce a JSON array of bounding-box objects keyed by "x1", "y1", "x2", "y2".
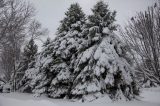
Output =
[
  {"x1": 48, "y1": 3, "x2": 86, "y2": 98},
  {"x1": 70, "y1": 1, "x2": 139, "y2": 101},
  {"x1": 29, "y1": 3, "x2": 86, "y2": 97}
]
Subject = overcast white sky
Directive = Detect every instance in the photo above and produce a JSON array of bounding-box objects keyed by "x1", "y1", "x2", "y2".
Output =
[
  {"x1": 26, "y1": 0, "x2": 157, "y2": 50},
  {"x1": 27, "y1": 0, "x2": 156, "y2": 38}
]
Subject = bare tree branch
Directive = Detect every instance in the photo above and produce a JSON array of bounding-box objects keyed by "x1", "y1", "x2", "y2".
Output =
[{"x1": 119, "y1": 1, "x2": 160, "y2": 85}]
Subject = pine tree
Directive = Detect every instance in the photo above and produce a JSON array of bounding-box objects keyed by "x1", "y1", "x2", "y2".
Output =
[
  {"x1": 17, "y1": 38, "x2": 38, "y2": 92},
  {"x1": 70, "y1": 1, "x2": 139, "y2": 101},
  {"x1": 28, "y1": 54, "x2": 53, "y2": 96},
  {"x1": 28, "y1": 42, "x2": 54, "y2": 96},
  {"x1": 29, "y1": 3, "x2": 86, "y2": 97},
  {"x1": 22, "y1": 38, "x2": 53, "y2": 95},
  {"x1": 19, "y1": 38, "x2": 38, "y2": 74},
  {"x1": 48, "y1": 3, "x2": 86, "y2": 98},
  {"x1": 23, "y1": 38, "x2": 38, "y2": 69}
]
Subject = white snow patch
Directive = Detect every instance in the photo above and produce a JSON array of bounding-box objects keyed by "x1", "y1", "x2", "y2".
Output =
[
  {"x1": 0, "y1": 87, "x2": 160, "y2": 106},
  {"x1": 103, "y1": 27, "x2": 110, "y2": 34},
  {"x1": 141, "y1": 87, "x2": 160, "y2": 104}
]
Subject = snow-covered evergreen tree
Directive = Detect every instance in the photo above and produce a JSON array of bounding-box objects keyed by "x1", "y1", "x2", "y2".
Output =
[
  {"x1": 28, "y1": 39, "x2": 54, "y2": 96},
  {"x1": 29, "y1": 3, "x2": 86, "y2": 97},
  {"x1": 17, "y1": 39, "x2": 38, "y2": 92},
  {"x1": 70, "y1": 1, "x2": 139, "y2": 101},
  {"x1": 18, "y1": 38, "x2": 53, "y2": 95},
  {"x1": 42, "y1": 37, "x2": 51, "y2": 47},
  {"x1": 48, "y1": 3, "x2": 86, "y2": 98},
  {"x1": 23, "y1": 38, "x2": 38, "y2": 69}
]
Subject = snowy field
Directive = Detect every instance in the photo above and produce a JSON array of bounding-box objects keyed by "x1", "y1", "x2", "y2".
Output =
[{"x1": 0, "y1": 87, "x2": 160, "y2": 106}]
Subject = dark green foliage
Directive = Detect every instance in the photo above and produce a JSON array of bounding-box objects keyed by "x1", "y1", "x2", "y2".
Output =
[
  {"x1": 87, "y1": 1, "x2": 117, "y2": 33},
  {"x1": 42, "y1": 37, "x2": 51, "y2": 47},
  {"x1": 58, "y1": 3, "x2": 86, "y2": 34},
  {"x1": 16, "y1": 39, "x2": 38, "y2": 91},
  {"x1": 70, "y1": 1, "x2": 139, "y2": 101},
  {"x1": 23, "y1": 39, "x2": 38, "y2": 67}
]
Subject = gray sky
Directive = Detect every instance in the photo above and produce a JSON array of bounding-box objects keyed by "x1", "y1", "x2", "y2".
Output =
[{"x1": 26, "y1": 0, "x2": 156, "y2": 50}]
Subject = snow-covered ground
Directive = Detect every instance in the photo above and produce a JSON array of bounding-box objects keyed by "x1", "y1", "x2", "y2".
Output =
[{"x1": 0, "y1": 87, "x2": 160, "y2": 106}]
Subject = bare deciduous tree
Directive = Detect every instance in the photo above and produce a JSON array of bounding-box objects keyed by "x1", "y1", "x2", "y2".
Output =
[
  {"x1": 28, "y1": 19, "x2": 49, "y2": 41},
  {"x1": 120, "y1": 2, "x2": 160, "y2": 86},
  {"x1": 0, "y1": 0, "x2": 35, "y2": 89}
]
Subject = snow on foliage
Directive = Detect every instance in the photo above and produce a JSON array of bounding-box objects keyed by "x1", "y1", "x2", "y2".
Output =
[
  {"x1": 71, "y1": 33, "x2": 136, "y2": 100},
  {"x1": 70, "y1": 1, "x2": 138, "y2": 101},
  {"x1": 17, "y1": 1, "x2": 139, "y2": 102}
]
